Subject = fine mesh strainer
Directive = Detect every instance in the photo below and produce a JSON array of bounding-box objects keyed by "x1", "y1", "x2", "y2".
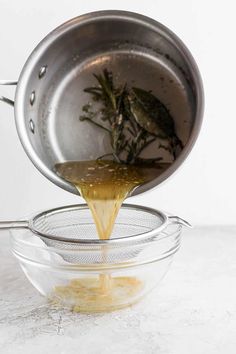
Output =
[{"x1": 1, "y1": 204, "x2": 190, "y2": 264}]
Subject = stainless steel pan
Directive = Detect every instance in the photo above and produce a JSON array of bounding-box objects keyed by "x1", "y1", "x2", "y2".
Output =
[{"x1": 0, "y1": 10, "x2": 204, "y2": 195}]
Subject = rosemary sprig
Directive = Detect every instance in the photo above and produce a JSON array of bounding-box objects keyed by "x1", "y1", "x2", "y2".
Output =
[{"x1": 79, "y1": 69, "x2": 183, "y2": 165}]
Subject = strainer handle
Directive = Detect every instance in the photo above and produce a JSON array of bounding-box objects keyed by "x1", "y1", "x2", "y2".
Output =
[
  {"x1": 0, "y1": 80, "x2": 17, "y2": 107},
  {"x1": 0, "y1": 220, "x2": 28, "y2": 230},
  {"x1": 168, "y1": 216, "x2": 192, "y2": 228}
]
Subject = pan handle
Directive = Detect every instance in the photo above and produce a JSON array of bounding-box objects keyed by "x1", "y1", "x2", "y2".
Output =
[
  {"x1": 0, "y1": 80, "x2": 17, "y2": 107},
  {"x1": 0, "y1": 220, "x2": 28, "y2": 230}
]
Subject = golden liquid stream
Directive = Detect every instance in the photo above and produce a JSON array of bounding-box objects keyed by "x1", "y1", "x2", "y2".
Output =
[{"x1": 54, "y1": 160, "x2": 169, "y2": 312}]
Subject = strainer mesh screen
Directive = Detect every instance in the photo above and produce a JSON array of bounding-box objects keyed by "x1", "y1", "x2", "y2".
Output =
[
  {"x1": 33, "y1": 205, "x2": 163, "y2": 241},
  {"x1": 31, "y1": 205, "x2": 169, "y2": 264}
]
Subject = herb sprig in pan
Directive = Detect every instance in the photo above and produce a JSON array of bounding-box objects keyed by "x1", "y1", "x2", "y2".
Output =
[{"x1": 80, "y1": 69, "x2": 183, "y2": 165}]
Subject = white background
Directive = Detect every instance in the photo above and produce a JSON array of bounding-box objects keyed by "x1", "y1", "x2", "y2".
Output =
[{"x1": 0, "y1": 0, "x2": 234, "y2": 225}]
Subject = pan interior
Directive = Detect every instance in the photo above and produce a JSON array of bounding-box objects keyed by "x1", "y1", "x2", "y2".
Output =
[{"x1": 17, "y1": 14, "x2": 197, "y2": 194}]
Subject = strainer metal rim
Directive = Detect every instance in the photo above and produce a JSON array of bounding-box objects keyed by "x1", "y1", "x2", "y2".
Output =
[{"x1": 29, "y1": 203, "x2": 170, "y2": 245}]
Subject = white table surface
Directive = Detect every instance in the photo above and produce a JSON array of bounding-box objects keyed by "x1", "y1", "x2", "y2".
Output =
[{"x1": 0, "y1": 226, "x2": 236, "y2": 354}]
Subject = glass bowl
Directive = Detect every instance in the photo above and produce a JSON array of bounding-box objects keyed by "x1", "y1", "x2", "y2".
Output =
[{"x1": 10, "y1": 204, "x2": 185, "y2": 313}]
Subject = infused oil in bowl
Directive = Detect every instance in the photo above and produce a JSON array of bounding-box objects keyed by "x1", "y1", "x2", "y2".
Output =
[{"x1": 10, "y1": 204, "x2": 188, "y2": 313}]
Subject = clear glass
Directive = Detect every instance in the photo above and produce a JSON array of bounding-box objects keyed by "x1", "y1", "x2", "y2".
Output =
[{"x1": 10, "y1": 204, "x2": 182, "y2": 313}]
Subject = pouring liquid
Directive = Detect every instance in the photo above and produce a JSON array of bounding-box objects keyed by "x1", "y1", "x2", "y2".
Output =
[{"x1": 54, "y1": 160, "x2": 169, "y2": 311}]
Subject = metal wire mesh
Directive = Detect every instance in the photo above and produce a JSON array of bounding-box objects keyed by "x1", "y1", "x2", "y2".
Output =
[
  {"x1": 30, "y1": 205, "x2": 175, "y2": 264},
  {"x1": 33, "y1": 205, "x2": 163, "y2": 240}
]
